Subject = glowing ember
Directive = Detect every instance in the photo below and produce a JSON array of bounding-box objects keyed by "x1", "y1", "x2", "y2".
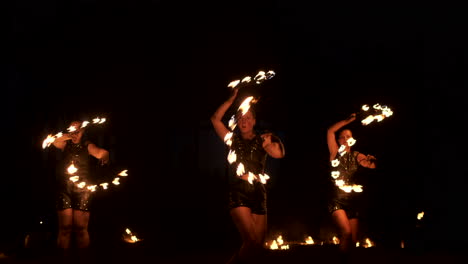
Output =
[
  {"x1": 358, "y1": 238, "x2": 375, "y2": 248},
  {"x1": 42, "y1": 116, "x2": 107, "y2": 149},
  {"x1": 236, "y1": 163, "x2": 245, "y2": 176},
  {"x1": 332, "y1": 236, "x2": 340, "y2": 245},
  {"x1": 65, "y1": 161, "x2": 128, "y2": 192},
  {"x1": 118, "y1": 170, "x2": 128, "y2": 177},
  {"x1": 241, "y1": 76, "x2": 252, "y2": 83},
  {"x1": 270, "y1": 240, "x2": 278, "y2": 250},
  {"x1": 238, "y1": 96, "x2": 255, "y2": 116},
  {"x1": 67, "y1": 163, "x2": 78, "y2": 174},
  {"x1": 69, "y1": 176, "x2": 79, "y2": 182},
  {"x1": 360, "y1": 103, "x2": 393, "y2": 126},
  {"x1": 331, "y1": 171, "x2": 340, "y2": 179},
  {"x1": 305, "y1": 236, "x2": 315, "y2": 245},
  {"x1": 258, "y1": 173, "x2": 270, "y2": 184},
  {"x1": 224, "y1": 132, "x2": 233, "y2": 146},
  {"x1": 417, "y1": 211, "x2": 424, "y2": 220},
  {"x1": 122, "y1": 228, "x2": 141, "y2": 243},
  {"x1": 269, "y1": 235, "x2": 289, "y2": 250},
  {"x1": 112, "y1": 177, "x2": 120, "y2": 185},
  {"x1": 227, "y1": 149, "x2": 237, "y2": 164},
  {"x1": 331, "y1": 159, "x2": 340, "y2": 167},
  {"x1": 228, "y1": 80, "x2": 241, "y2": 88}
]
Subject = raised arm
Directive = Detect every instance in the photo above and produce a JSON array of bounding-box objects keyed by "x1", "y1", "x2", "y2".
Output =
[
  {"x1": 210, "y1": 88, "x2": 239, "y2": 141},
  {"x1": 327, "y1": 113, "x2": 356, "y2": 160}
]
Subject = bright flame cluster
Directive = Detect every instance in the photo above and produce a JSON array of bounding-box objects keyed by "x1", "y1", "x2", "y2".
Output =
[
  {"x1": 122, "y1": 228, "x2": 141, "y2": 243},
  {"x1": 360, "y1": 103, "x2": 393, "y2": 126},
  {"x1": 356, "y1": 238, "x2": 375, "y2": 248},
  {"x1": 224, "y1": 70, "x2": 275, "y2": 184},
  {"x1": 266, "y1": 234, "x2": 375, "y2": 249},
  {"x1": 417, "y1": 211, "x2": 424, "y2": 220},
  {"x1": 269, "y1": 235, "x2": 289, "y2": 250},
  {"x1": 330, "y1": 138, "x2": 363, "y2": 193},
  {"x1": 67, "y1": 163, "x2": 128, "y2": 192},
  {"x1": 42, "y1": 117, "x2": 107, "y2": 149},
  {"x1": 227, "y1": 70, "x2": 275, "y2": 89}
]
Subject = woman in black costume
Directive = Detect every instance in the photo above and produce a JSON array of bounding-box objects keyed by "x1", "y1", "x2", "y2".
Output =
[
  {"x1": 211, "y1": 88, "x2": 285, "y2": 264},
  {"x1": 327, "y1": 113, "x2": 376, "y2": 259},
  {"x1": 51, "y1": 120, "x2": 109, "y2": 260}
]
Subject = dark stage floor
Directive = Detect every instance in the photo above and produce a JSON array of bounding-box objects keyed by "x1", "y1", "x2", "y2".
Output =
[{"x1": 1, "y1": 242, "x2": 466, "y2": 264}]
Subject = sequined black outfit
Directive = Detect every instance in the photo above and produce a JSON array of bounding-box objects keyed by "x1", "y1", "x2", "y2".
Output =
[
  {"x1": 56, "y1": 141, "x2": 93, "y2": 211},
  {"x1": 227, "y1": 133, "x2": 269, "y2": 215},
  {"x1": 328, "y1": 151, "x2": 364, "y2": 219}
]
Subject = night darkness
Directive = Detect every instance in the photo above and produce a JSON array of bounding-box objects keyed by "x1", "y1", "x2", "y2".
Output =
[{"x1": 3, "y1": 0, "x2": 467, "y2": 260}]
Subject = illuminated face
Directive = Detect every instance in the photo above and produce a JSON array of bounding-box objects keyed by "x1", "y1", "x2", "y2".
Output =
[
  {"x1": 338, "y1": 129, "x2": 353, "y2": 146},
  {"x1": 69, "y1": 121, "x2": 84, "y2": 144},
  {"x1": 237, "y1": 111, "x2": 256, "y2": 133}
]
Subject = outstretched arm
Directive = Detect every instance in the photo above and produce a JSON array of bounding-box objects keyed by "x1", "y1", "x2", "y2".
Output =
[
  {"x1": 327, "y1": 113, "x2": 356, "y2": 160},
  {"x1": 210, "y1": 88, "x2": 239, "y2": 141}
]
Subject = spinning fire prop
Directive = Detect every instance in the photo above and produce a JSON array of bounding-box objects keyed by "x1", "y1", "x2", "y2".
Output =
[
  {"x1": 42, "y1": 116, "x2": 129, "y2": 192},
  {"x1": 330, "y1": 103, "x2": 394, "y2": 192}
]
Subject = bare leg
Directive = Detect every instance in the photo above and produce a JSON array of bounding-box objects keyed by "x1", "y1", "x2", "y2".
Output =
[
  {"x1": 73, "y1": 210, "x2": 90, "y2": 248},
  {"x1": 349, "y1": 218, "x2": 359, "y2": 245},
  {"x1": 251, "y1": 214, "x2": 267, "y2": 261},
  {"x1": 57, "y1": 208, "x2": 73, "y2": 249},
  {"x1": 227, "y1": 207, "x2": 260, "y2": 264},
  {"x1": 332, "y1": 209, "x2": 352, "y2": 253}
]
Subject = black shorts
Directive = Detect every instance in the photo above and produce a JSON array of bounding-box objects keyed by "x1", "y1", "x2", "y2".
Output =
[
  {"x1": 56, "y1": 182, "x2": 93, "y2": 211},
  {"x1": 328, "y1": 194, "x2": 362, "y2": 219},
  {"x1": 228, "y1": 179, "x2": 267, "y2": 215}
]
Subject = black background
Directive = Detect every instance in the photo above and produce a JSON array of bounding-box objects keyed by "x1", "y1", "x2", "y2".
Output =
[{"x1": 3, "y1": 0, "x2": 466, "y2": 255}]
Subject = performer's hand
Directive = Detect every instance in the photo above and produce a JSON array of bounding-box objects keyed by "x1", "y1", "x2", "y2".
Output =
[
  {"x1": 366, "y1": 154, "x2": 376, "y2": 162},
  {"x1": 100, "y1": 153, "x2": 109, "y2": 165},
  {"x1": 60, "y1": 133, "x2": 72, "y2": 140},
  {"x1": 261, "y1": 133, "x2": 273, "y2": 148},
  {"x1": 230, "y1": 87, "x2": 239, "y2": 98},
  {"x1": 347, "y1": 113, "x2": 357, "y2": 122}
]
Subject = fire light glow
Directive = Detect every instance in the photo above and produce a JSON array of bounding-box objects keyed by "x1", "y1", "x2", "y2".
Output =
[
  {"x1": 360, "y1": 103, "x2": 393, "y2": 126},
  {"x1": 42, "y1": 116, "x2": 107, "y2": 149},
  {"x1": 65, "y1": 162, "x2": 128, "y2": 192}
]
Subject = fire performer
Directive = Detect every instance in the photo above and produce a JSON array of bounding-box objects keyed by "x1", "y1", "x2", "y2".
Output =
[
  {"x1": 211, "y1": 87, "x2": 285, "y2": 264},
  {"x1": 326, "y1": 113, "x2": 376, "y2": 261},
  {"x1": 50, "y1": 120, "x2": 109, "y2": 262}
]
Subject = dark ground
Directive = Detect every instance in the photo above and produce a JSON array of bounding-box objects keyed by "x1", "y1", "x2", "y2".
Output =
[{"x1": 1, "y1": 242, "x2": 466, "y2": 264}]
